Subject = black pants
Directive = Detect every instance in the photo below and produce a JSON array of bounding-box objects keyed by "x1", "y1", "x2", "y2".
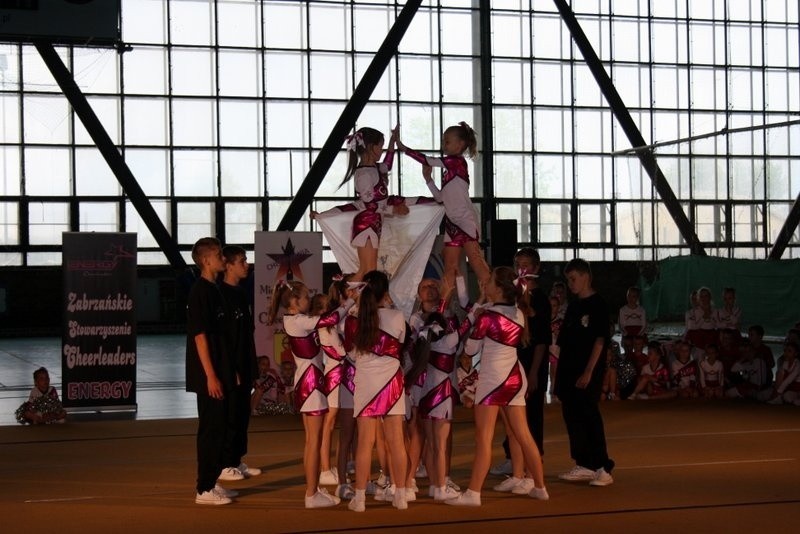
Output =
[
  {"x1": 222, "y1": 383, "x2": 252, "y2": 468},
  {"x1": 196, "y1": 392, "x2": 228, "y2": 493},
  {"x1": 503, "y1": 360, "x2": 548, "y2": 458},
  {"x1": 560, "y1": 387, "x2": 613, "y2": 473}
]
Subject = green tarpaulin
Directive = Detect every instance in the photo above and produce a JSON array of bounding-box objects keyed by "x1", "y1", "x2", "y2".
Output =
[{"x1": 640, "y1": 255, "x2": 800, "y2": 337}]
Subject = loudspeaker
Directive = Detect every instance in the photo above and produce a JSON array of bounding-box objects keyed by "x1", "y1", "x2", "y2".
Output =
[{"x1": 488, "y1": 219, "x2": 518, "y2": 267}]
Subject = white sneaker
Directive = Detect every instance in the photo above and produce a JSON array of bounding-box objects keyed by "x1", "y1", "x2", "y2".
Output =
[
  {"x1": 405, "y1": 487, "x2": 417, "y2": 502},
  {"x1": 489, "y1": 458, "x2": 513, "y2": 476},
  {"x1": 218, "y1": 467, "x2": 245, "y2": 481},
  {"x1": 410, "y1": 478, "x2": 419, "y2": 492},
  {"x1": 446, "y1": 477, "x2": 460, "y2": 491},
  {"x1": 511, "y1": 478, "x2": 536, "y2": 495},
  {"x1": 375, "y1": 483, "x2": 395, "y2": 502},
  {"x1": 558, "y1": 465, "x2": 596, "y2": 481},
  {"x1": 336, "y1": 483, "x2": 355, "y2": 500},
  {"x1": 305, "y1": 489, "x2": 339, "y2": 509},
  {"x1": 589, "y1": 468, "x2": 614, "y2": 487},
  {"x1": 493, "y1": 476, "x2": 522, "y2": 492},
  {"x1": 237, "y1": 462, "x2": 261, "y2": 477},
  {"x1": 348, "y1": 495, "x2": 366, "y2": 512},
  {"x1": 319, "y1": 468, "x2": 339, "y2": 485},
  {"x1": 434, "y1": 485, "x2": 460, "y2": 501},
  {"x1": 196, "y1": 488, "x2": 232, "y2": 505},
  {"x1": 214, "y1": 484, "x2": 238, "y2": 498},
  {"x1": 529, "y1": 486, "x2": 550, "y2": 500},
  {"x1": 415, "y1": 464, "x2": 428, "y2": 478},
  {"x1": 444, "y1": 489, "x2": 481, "y2": 507},
  {"x1": 376, "y1": 472, "x2": 389, "y2": 487},
  {"x1": 392, "y1": 487, "x2": 408, "y2": 510}
]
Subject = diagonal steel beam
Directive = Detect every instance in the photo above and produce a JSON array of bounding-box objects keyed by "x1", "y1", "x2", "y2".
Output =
[
  {"x1": 35, "y1": 42, "x2": 186, "y2": 269},
  {"x1": 552, "y1": 0, "x2": 706, "y2": 256},
  {"x1": 768, "y1": 191, "x2": 800, "y2": 260},
  {"x1": 277, "y1": 1, "x2": 422, "y2": 231}
]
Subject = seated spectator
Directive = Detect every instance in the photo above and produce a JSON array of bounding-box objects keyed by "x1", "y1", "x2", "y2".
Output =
[
  {"x1": 699, "y1": 344, "x2": 725, "y2": 399},
  {"x1": 601, "y1": 346, "x2": 620, "y2": 401},
  {"x1": 627, "y1": 335, "x2": 649, "y2": 375},
  {"x1": 757, "y1": 342, "x2": 800, "y2": 405},
  {"x1": 631, "y1": 342, "x2": 676, "y2": 400},
  {"x1": 670, "y1": 340, "x2": 700, "y2": 399},
  {"x1": 747, "y1": 325, "x2": 775, "y2": 386},
  {"x1": 279, "y1": 360, "x2": 296, "y2": 406},
  {"x1": 15, "y1": 367, "x2": 66, "y2": 425},
  {"x1": 725, "y1": 344, "x2": 768, "y2": 400},
  {"x1": 611, "y1": 344, "x2": 637, "y2": 400},
  {"x1": 685, "y1": 287, "x2": 718, "y2": 350},
  {"x1": 619, "y1": 286, "x2": 647, "y2": 338},
  {"x1": 717, "y1": 328, "x2": 741, "y2": 378},
  {"x1": 251, "y1": 356, "x2": 294, "y2": 415},
  {"x1": 715, "y1": 287, "x2": 742, "y2": 333}
]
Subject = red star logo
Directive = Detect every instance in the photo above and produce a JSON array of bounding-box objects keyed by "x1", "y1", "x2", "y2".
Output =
[{"x1": 267, "y1": 238, "x2": 312, "y2": 282}]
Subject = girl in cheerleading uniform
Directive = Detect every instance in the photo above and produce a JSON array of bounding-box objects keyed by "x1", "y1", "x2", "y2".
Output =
[
  {"x1": 631, "y1": 342, "x2": 676, "y2": 400},
  {"x1": 268, "y1": 281, "x2": 354, "y2": 509},
  {"x1": 348, "y1": 271, "x2": 409, "y2": 512},
  {"x1": 699, "y1": 344, "x2": 725, "y2": 398},
  {"x1": 447, "y1": 267, "x2": 548, "y2": 507},
  {"x1": 312, "y1": 126, "x2": 409, "y2": 281},
  {"x1": 397, "y1": 122, "x2": 491, "y2": 295},
  {"x1": 671, "y1": 340, "x2": 700, "y2": 398}
]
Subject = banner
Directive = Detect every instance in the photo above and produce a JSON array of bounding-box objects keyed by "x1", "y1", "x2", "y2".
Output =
[
  {"x1": 254, "y1": 232, "x2": 323, "y2": 363},
  {"x1": 62, "y1": 232, "x2": 137, "y2": 410}
]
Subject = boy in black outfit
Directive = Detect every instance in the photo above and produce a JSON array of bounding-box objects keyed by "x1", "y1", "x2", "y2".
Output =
[
  {"x1": 186, "y1": 237, "x2": 236, "y2": 505},
  {"x1": 555, "y1": 258, "x2": 615, "y2": 487},
  {"x1": 218, "y1": 245, "x2": 261, "y2": 480}
]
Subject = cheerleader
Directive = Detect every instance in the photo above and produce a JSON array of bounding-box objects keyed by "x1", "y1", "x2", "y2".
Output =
[
  {"x1": 348, "y1": 271, "x2": 409, "y2": 512},
  {"x1": 397, "y1": 122, "x2": 491, "y2": 295},
  {"x1": 268, "y1": 281, "x2": 354, "y2": 509},
  {"x1": 447, "y1": 267, "x2": 548, "y2": 506},
  {"x1": 671, "y1": 340, "x2": 700, "y2": 399},
  {"x1": 699, "y1": 344, "x2": 725, "y2": 398},
  {"x1": 630, "y1": 342, "x2": 676, "y2": 400},
  {"x1": 312, "y1": 126, "x2": 408, "y2": 281}
]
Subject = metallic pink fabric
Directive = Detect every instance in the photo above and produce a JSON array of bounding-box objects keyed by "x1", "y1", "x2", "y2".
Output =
[
  {"x1": 358, "y1": 367, "x2": 404, "y2": 417},
  {"x1": 470, "y1": 310, "x2": 522, "y2": 347},
  {"x1": 288, "y1": 331, "x2": 320, "y2": 359},
  {"x1": 414, "y1": 369, "x2": 427, "y2": 387},
  {"x1": 479, "y1": 362, "x2": 523, "y2": 406},
  {"x1": 370, "y1": 330, "x2": 402, "y2": 359},
  {"x1": 443, "y1": 216, "x2": 478, "y2": 247},
  {"x1": 321, "y1": 343, "x2": 344, "y2": 361},
  {"x1": 342, "y1": 359, "x2": 355, "y2": 395},
  {"x1": 420, "y1": 379, "x2": 453, "y2": 417},
  {"x1": 317, "y1": 308, "x2": 342, "y2": 329},
  {"x1": 324, "y1": 363, "x2": 345, "y2": 395},
  {"x1": 294, "y1": 363, "x2": 327, "y2": 413},
  {"x1": 352, "y1": 208, "x2": 382, "y2": 242},
  {"x1": 429, "y1": 351, "x2": 455, "y2": 373}
]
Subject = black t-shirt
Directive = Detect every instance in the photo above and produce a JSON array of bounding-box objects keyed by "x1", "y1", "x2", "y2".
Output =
[
  {"x1": 219, "y1": 281, "x2": 258, "y2": 388},
  {"x1": 516, "y1": 287, "x2": 553, "y2": 375},
  {"x1": 185, "y1": 277, "x2": 229, "y2": 393},
  {"x1": 555, "y1": 292, "x2": 609, "y2": 395}
]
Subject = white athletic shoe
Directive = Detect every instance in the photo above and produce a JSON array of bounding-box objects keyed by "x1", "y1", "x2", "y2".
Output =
[
  {"x1": 375, "y1": 483, "x2": 395, "y2": 502},
  {"x1": 589, "y1": 468, "x2": 614, "y2": 487},
  {"x1": 529, "y1": 486, "x2": 550, "y2": 500},
  {"x1": 237, "y1": 462, "x2": 261, "y2": 477},
  {"x1": 511, "y1": 478, "x2": 536, "y2": 495},
  {"x1": 305, "y1": 489, "x2": 339, "y2": 509},
  {"x1": 348, "y1": 495, "x2": 366, "y2": 512},
  {"x1": 214, "y1": 484, "x2": 239, "y2": 498},
  {"x1": 392, "y1": 487, "x2": 408, "y2": 510},
  {"x1": 415, "y1": 464, "x2": 428, "y2": 478},
  {"x1": 405, "y1": 487, "x2": 417, "y2": 502},
  {"x1": 489, "y1": 458, "x2": 513, "y2": 476},
  {"x1": 195, "y1": 488, "x2": 232, "y2": 505},
  {"x1": 444, "y1": 489, "x2": 481, "y2": 507},
  {"x1": 319, "y1": 468, "x2": 339, "y2": 485},
  {"x1": 446, "y1": 477, "x2": 460, "y2": 491},
  {"x1": 492, "y1": 476, "x2": 522, "y2": 492},
  {"x1": 218, "y1": 467, "x2": 245, "y2": 481},
  {"x1": 434, "y1": 485, "x2": 460, "y2": 501},
  {"x1": 336, "y1": 483, "x2": 355, "y2": 500},
  {"x1": 558, "y1": 465, "x2": 596, "y2": 481}
]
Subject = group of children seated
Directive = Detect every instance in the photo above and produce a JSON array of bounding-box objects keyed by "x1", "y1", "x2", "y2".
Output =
[
  {"x1": 250, "y1": 356, "x2": 298, "y2": 416},
  {"x1": 603, "y1": 285, "x2": 800, "y2": 405}
]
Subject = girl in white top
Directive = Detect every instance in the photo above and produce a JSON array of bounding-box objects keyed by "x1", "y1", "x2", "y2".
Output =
[
  {"x1": 715, "y1": 287, "x2": 742, "y2": 331},
  {"x1": 699, "y1": 344, "x2": 725, "y2": 399},
  {"x1": 618, "y1": 286, "x2": 647, "y2": 337},
  {"x1": 758, "y1": 342, "x2": 800, "y2": 404}
]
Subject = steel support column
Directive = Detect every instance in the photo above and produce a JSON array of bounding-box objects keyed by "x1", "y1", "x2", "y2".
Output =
[
  {"x1": 277, "y1": 1, "x2": 422, "y2": 231},
  {"x1": 769, "y1": 192, "x2": 800, "y2": 259},
  {"x1": 479, "y1": 3, "x2": 495, "y2": 240},
  {"x1": 35, "y1": 42, "x2": 186, "y2": 269},
  {"x1": 552, "y1": 0, "x2": 706, "y2": 256}
]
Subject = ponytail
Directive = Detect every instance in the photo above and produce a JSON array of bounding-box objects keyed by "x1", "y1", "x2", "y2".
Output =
[
  {"x1": 338, "y1": 127, "x2": 385, "y2": 189},
  {"x1": 493, "y1": 266, "x2": 531, "y2": 347},
  {"x1": 353, "y1": 270, "x2": 389, "y2": 352},
  {"x1": 267, "y1": 280, "x2": 306, "y2": 325},
  {"x1": 446, "y1": 121, "x2": 478, "y2": 159}
]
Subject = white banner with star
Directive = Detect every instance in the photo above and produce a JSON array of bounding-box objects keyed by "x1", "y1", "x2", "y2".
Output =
[{"x1": 253, "y1": 232, "x2": 323, "y2": 364}]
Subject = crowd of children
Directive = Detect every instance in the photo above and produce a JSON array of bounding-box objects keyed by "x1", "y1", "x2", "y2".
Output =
[{"x1": 601, "y1": 285, "x2": 800, "y2": 406}]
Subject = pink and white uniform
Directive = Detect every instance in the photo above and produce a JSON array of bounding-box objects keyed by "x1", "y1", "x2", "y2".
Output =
[
  {"x1": 640, "y1": 362, "x2": 670, "y2": 395},
  {"x1": 619, "y1": 304, "x2": 647, "y2": 336},
  {"x1": 465, "y1": 304, "x2": 527, "y2": 406},
  {"x1": 403, "y1": 148, "x2": 479, "y2": 247},
  {"x1": 419, "y1": 313, "x2": 474, "y2": 420},
  {"x1": 353, "y1": 308, "x2": 407, "y2": 417},
  {"x1": 699, "y1": 358, "x2": 724, "y2": 388},
  {"x1": 670, "y1": 358, "x2": 698, "y2": 389},
  {"x1": 319, "y1": 323, "x2": 347, "y2": 409},
  {"x1": 283, "y1": 302, "x2": 353, "y2": 415}
]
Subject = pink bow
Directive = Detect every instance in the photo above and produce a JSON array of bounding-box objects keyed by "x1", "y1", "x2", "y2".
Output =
[{"x1": 332, "y1": 273, "x2": 344, "y2": 282}]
